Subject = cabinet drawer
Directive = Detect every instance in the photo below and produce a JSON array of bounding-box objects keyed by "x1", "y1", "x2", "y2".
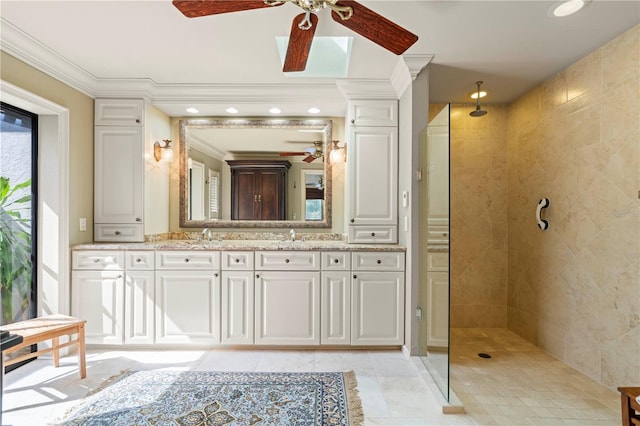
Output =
[
  {"x1": 72, "y1": 251, "x2": 124, "y2": 270},
  {"x1": 126, "y1": 251, "x2": 155, "y2": 270},
  {"x1": 222, "y1": 251, "x2": 254, "y2": 270},
  {"x1": 94, "y1": 224, "x2": 144, "y2": 242},
  {"x1": 156, "y1": 251, "x2": 220, "y2": 270},
  {"x1": 255, "y1": 251, "x2": 320, "y2": 270},
  {"x1": 348, "y1": 100, "x2": 397, "y2": 127},
  {"x1": 427, "y1": 252, "x2": 448, "y2": 272},
  {"x1": 352, "y1": 251, "x2": 405, "y2": 271},
  {"x1": 95, "y1": 98, "x2": 144, "y2": 126},
  {"x1": 321, "y1": 252, "x2": 351, "y2": 271},
  {"x1": 348, "y1": 226, "x2": 397, "y2": 244},
  {"x1": 427, "y1": 225, "x2": 449, "y2": 244}
]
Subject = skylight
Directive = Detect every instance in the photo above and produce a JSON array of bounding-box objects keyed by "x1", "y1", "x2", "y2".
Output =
[{"x1": 275, "y1": 36, "x2": 353, "y2": 78}]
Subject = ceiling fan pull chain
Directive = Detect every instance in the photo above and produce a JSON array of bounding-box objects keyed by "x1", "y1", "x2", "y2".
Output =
[{"x1": 298, "y1": 12, "x2": 314, "y2": 30}]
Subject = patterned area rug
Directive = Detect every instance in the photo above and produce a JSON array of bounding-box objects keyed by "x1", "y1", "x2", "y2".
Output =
[{"x1": 58, "y1": 370, "x2": 363, "y2": 425}]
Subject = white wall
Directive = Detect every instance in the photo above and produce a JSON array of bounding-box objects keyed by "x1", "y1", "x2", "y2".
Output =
[{"x1": 144, "y1": 103, "x2": 171, "y2": 234}]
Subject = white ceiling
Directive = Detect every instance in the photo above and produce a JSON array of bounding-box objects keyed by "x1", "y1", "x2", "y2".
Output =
[{"x1": 1, "y1": 1, "x2": 638, "y2": 117}]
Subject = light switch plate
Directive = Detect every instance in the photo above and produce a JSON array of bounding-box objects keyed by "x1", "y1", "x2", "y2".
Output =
[{"x1": 79, "y1": 217, "x2": 87, "y2": 232}]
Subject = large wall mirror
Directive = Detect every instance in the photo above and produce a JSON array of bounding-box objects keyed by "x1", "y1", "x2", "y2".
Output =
[{"x1": 179, "y1": 119, "x2": 333, "y2": 228}]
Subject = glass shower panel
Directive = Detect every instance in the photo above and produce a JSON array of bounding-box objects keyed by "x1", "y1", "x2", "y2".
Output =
[{"x1": 418, "y1": 104, "x2": 450, "y2": 400}]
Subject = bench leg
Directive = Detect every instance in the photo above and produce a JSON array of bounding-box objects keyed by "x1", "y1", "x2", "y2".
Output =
[
  {"x1": 52, "y1": 337, "x2": 60, "y2": 367},
  {"x1": 77, "y1": 324, "x2": 87, "y2": 379}
]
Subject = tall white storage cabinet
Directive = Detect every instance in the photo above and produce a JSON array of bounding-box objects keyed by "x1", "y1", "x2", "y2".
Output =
[
  {"x1": 346, "y1": 100, "x2": 399, "y2": 243},
  {"x1": 94, "y1": 98, "x2": 144, "y2": 242}
]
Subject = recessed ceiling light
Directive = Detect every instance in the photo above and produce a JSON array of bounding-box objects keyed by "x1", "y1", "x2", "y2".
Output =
[
  {"x1": 226, "y1": 107, "x2": 239, "y2": 114},
  {"x1": 552, "y1": 0, "x2": 589, "y2": 17},
  {"x1": 186, "y1": 107, "x2": 199, "y2": 114},
  {"x1": 308, "y1": 107, "x2": 321, "y2": 114},
  {"x1": 470, "y1": 90, "x2": 487, "y2": 100},
  {"x1": 269, "y1": 107, "x2": 282, "y2": 114}
]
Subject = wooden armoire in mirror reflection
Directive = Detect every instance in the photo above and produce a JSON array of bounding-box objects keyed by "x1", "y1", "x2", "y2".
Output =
[{"x1": 227, "y1": 160, "x2": 291, "y2": 220}]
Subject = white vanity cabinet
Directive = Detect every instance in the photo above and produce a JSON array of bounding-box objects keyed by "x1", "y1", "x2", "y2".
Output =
[
  {"x1": 71, "y1": 251, "x2": 125, "y2": 345},
  {"x1": 124, "y1": 251, "x2": 155, "y2": 344},
  {"x1": 426, "y1": 252, "x2": 449, "y2": 348},
  {"x1": 321, "y1": 252, "x2": 351, "y2": 345},
  {"x1": 154, "y1": 251, "x2": 221, "y2": 345},
  {"x1": 346, "y1": 100, "x2": 398, "y2": 243},
  {"x1": 94, "y1": 98, "x2": 144, "y2": 242},
  {"x1": 351, "y1": 251, "x2": 405, "y2": 345},
  {"x1": 255, "y1": 251, "x2": 320, "y2": 345},
  {"x1": 221, "y1": 251, "x2": 254, "y2": 345}
]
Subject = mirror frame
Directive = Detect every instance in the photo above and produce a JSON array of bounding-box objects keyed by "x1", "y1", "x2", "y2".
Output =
[{"x1": 179, "y1": 118, "x2": 333, "y2": 229}]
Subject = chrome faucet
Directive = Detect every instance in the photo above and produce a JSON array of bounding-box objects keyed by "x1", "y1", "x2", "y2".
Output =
[
  {"x1": 202, "y1": 228, "x2": 212, "y2": 242},
  {"x1": 290, "y1": 229, "x2": 296, "y2": 242}
]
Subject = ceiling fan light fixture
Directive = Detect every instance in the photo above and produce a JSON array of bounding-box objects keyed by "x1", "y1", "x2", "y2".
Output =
[{"x1": 469, "y1": 90, "x2": 487, "y2": 100}]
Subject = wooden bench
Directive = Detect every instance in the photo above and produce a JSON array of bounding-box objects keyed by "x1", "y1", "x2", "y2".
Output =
[
  {"x1": 618, "y1": 387, "x2": 640, "y2": 426},
  {"x1": 1, "y1": 314, "x2": 86, "y2": 378}
]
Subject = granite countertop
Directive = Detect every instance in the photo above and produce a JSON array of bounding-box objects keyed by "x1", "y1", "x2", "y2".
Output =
[
  {"x1": 427, "y1": 245, "x2": 449, "y2": 253},
  {"x1": 71, "y1": 240, "x2": 406, "y2": 252}
]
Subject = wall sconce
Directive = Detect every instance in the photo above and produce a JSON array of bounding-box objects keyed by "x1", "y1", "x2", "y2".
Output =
[
  {"x1": 153, "y1": 139, "x2": 173, "y2": 162},
  {"x1": 329, "y1": 140, "x2": 346, "y2": 163}
]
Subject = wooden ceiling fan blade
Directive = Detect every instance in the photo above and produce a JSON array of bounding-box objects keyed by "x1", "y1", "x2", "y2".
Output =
[
  {"x1": 331, "y1": 1, "x2": 418, "y2": 55},
  {"x1": 283, "y1": 13, "x2": 318, "y2": 72},
  {"x1": 303, "y1": 155, "x2": 316, "y2": 163},
  {"x1": 173, "y1": 0, "x2": 282, "y2": 18},
  {"x1": 279, "y1": 152, "x2": 307, "y2": 156}
]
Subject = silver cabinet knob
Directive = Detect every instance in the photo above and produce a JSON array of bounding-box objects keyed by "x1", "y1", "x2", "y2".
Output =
[
  {"x1": 93, "y1": 258, "x2": 100, "y2": 263},
  {"x1": 115, "y1": 231, "x2": 121, "y2": 235},
  {"x1": 377, "y1": 259, "x2": 382, "y2": 264},
  {"x1": 135, "y1": 118, "x2": 141, "y2": 123},
  {"x1": 184, "y1": 258, "x2": 190, "y2": 263},
  {"x1": 235, "y1": 258, "x2": 240, "y2": 263},
  {"x1": 136, "y1": 217, "x2": 142, "y2": 222},
  {"x1": 333, "y1": 259, "x2": 339, "y2": 264},
  {"x1": 136, "y1": 258, "x2": 142, "y2": 263}
]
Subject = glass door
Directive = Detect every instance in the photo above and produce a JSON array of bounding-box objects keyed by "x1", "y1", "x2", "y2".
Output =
[{"x1": 1, "y1": 102, "x2": 37, "y2": 331}]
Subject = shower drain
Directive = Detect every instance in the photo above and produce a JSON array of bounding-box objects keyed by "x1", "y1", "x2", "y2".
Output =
[{"x1": 478, "y1": 353, "x2": 492, "y2": 359}]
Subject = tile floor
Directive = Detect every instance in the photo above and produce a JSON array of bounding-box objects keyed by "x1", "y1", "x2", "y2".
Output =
[
  {"x1": 450, "y1": 328, "x2": 622, "y2": 426},
  {"x1": 2, "y1": 348, "x2": 472, "y2": 426},
  {"x1": 2, "y1": 329, "x2": 624, "y2": 425}
]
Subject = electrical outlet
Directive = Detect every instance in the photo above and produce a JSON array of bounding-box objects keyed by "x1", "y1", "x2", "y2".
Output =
[{"x1": 79, "y1": 217, "x2": 87, "y2": 232}]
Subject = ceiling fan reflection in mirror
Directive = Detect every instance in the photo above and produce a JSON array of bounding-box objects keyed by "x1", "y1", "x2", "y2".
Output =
[
  {"x1": 172, "y1": 0, "x2": 419, "y2": 72},
  {"x1": 280, "y1": 140, "x2": 323, "y2": 162}
]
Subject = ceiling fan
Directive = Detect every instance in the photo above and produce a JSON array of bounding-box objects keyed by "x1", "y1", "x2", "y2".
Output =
[
  {"x1": 172, "y1": 0, "x2": 419, "y2": 72},
  {"x1": 279, "y1": 141, "x2": 323, "y2": 162}
]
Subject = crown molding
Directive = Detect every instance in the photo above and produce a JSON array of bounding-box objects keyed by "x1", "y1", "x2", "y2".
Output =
[
  {"x1": 335, "y1": 79, "x2": 398, "y2": 100},
  {"x1": 390, "y1": 54, "x2": 434, "y2": 97},
  {"x1": 189, "y1": 134, "x2": 226, "y2": 161},
  {"x1": 1, "y1": 18, "x2": 97, "y2": 97}
]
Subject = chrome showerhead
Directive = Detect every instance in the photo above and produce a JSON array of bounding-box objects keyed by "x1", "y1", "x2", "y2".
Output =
[
  {"x1": 469, "y1": 105, "x2": 487, "y2": 117},
  {"x1": 470, "y1": 81, "x2": 488, "y2": 117}
]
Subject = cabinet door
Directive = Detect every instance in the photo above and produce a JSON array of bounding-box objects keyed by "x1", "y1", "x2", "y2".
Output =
[
  {"x1": 95, "y1": 98, "x2": 144, "y2": 126},
  {"x1": 347, "y1": 126, "x2": 398, "y2": 226},
  {"x1": 155, "y1": 271, "x2": 220, "y2": 344},
  {"x1": 232, "y1": 170, "x2": 258, "y2": 220},
  {"x1": 257, "y1": 170, "x2": 285, "y2": 220},
  {"x1": 426, "y1": 271, "x2": 449, "y2": 348},
  {"x1": 352, "y1": 272, "x2": 404, "y2": 345},
  {"x1": 124, "y1": 270, "x2": 155, "y2": 344},
  {"x1": 255, "y1": 271, "x2": 320, "y2": 345},
  {"x1": 321, "y1": 271, "x2": 350, "y2": 345},
  {"x1": 72, "y1": 270, "x2": 124, "y2": 345},
  {"x1": 221, "y1": 271, "x2": 254, "y2": 345},
  {"x1": 94, "y1": 126, "x2": 143, "y2": 227}
]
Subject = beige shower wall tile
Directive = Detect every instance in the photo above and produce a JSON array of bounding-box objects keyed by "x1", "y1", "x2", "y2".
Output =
[
  {"x1": 602, "y1": 24, "x2": 640, "y2": 88},
  {"x1": 604, "y1": 139, "x2": 640, "y2": 200},
  {"x1": 566, "y1": 48, "x2": 602, "y2": 102},
  {"x1": 565, "y1": 327, "x2": 602, "y2": 382}
]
